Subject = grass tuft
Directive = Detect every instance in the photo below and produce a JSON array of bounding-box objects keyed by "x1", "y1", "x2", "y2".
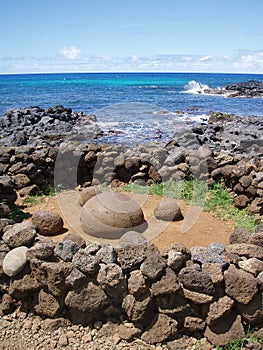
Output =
[
  {"x1": 216, "y1": 328, "x2": 262, "y2": 350},
  {"x1": 7, "y1": 204, "x2": 30, "y2": 222},
  {"x1": 25, "y1": 185, "x2": 57, "y2": 205},
  {"x1": 121, "y1": 180, "x2": 258, "y2": 232}
]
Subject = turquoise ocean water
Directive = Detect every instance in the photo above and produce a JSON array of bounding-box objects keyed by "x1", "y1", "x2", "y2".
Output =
[{"x1": 0, "y1": 72, "x2": 262, "y2": 144}]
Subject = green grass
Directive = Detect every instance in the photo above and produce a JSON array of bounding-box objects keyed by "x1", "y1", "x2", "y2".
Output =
[
  {"x1": 203, "y1": 182, "x2": 258, "y2": 232},
  {"x1": 216, "y1": 329, "x2": 262, "y2": 350},
  {"x1": 24, "y1": 185, "x2": 57, "y2": 205},
  {"x1": 7, "y1": 203, "x2": 30, "y2": 222},
  {"x1": 121, "y1": 180, "x2": 258, "y2": 232}
]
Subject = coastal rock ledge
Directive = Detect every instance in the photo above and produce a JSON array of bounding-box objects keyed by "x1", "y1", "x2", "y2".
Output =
[{"x1": 205, "y1": 80, "x2": 263, "y2": 98}]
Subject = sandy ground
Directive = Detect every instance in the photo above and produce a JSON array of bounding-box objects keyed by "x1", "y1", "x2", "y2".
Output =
[{"x1": 24, "y1": 190, "x2": 234, "y2": 251}]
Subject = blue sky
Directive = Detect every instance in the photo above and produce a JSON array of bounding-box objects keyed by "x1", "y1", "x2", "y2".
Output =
[{"x1": 0, "y1": 0, "x2": 262, "y2": 73}]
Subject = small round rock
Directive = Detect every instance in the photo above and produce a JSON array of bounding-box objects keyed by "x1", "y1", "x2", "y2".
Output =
[
  {"x1": 3, "y1": 246, "x2": 28, "y2": 277},
  {"x1": 32, "y1": 210, "x2": 64, "y2": 235},
  {"x1": 154, "y1": 199, "x2": 183, "y2": 221}
]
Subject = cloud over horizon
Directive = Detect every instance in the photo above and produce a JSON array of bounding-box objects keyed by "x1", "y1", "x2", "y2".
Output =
[
  {"x1": 1, "y1": 48, "x2": 263, "y2": 74},
  {"x1": 58, "y1": 46, "x2": 82, "y2": 60}
]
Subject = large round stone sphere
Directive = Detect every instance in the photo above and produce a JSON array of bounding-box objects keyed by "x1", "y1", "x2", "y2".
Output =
[{"x1": 80, "y1": 192, "x2": 147, "y2": 239}]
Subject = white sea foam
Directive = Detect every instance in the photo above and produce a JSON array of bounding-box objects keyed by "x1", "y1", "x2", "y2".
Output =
[
  {"x1": 138, "y1": 85, "x2": 158, "y2": 89},
  {"x1": 183, "y1": 80, "x2": 210, "y2": 94}
]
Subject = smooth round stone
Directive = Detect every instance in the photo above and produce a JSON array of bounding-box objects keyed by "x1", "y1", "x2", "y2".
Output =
[
  {"x1": 80, "y1": 192, "x2": 147, "y2": 239},
  {"x1": 3, "y1": 246, "x2": 28, "y2": 277},
  {"x1": 154, "y1": 199, "x2": 183, "y2": 221}
]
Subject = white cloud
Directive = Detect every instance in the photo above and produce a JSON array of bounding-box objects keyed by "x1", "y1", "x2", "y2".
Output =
[
  {"x1": 58, "y1": 46, "x2": 81, "y2": 60},
  {"x1": 199, "y1": 55, "x2": 211, "y2": 62},
  {"x1": 1, "y1": 50, "x2": 263, "y2": 73}
]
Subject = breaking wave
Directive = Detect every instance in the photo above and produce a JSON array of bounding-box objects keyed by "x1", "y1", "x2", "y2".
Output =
[{"x1": 183, "y1": 80, "x2": 210, "y2": 94}]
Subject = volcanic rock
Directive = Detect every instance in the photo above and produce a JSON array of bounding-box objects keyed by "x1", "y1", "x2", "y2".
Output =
[{"x1": 31, "y1": 210, "x2": 63, "y2": 235}]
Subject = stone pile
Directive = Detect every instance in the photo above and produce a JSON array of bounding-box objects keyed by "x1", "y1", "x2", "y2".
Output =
[
  {"x1": 0, "y1": 105, "x2": 102, "y2": 147},
  {"x1": 0, "y1": 219, "x2": 263, "y2": 347}
]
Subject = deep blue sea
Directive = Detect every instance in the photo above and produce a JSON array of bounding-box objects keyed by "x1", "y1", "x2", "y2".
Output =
[{"x1": 0, "y1": 72, "x2": 262, "y2": 144}]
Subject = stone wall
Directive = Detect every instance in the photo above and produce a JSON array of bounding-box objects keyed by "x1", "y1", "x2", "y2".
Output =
[
  {"x1": 0, "y1": 225, "x2": 263, "y2": 347},
  {"x1": 0, "y1": 140, "x2": 262, "y2": 217}
]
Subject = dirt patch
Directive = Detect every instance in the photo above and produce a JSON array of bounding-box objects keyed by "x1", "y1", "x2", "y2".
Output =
[{"x1": 24, "y1": 190, "x2": 234, "y2": 250}]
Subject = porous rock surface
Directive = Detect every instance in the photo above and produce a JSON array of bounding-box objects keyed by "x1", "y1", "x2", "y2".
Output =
[
  {"x1": 31, "y1": 210, "x2": 64, "y2": 235},
  {"x1": 0, "y1": 221, "x2": 263, "y2": 348}
]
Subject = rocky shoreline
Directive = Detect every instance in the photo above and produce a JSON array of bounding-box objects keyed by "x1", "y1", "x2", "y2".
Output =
[
  {"x1": 204, "y1": 80, "x2": 263, "y2": 98},
  {"x1": 0, "y1": 105, "x2": 263, "y2": 349},
  {"x1": 0, "y1": 107, "x2": 262, "y2": 219}
]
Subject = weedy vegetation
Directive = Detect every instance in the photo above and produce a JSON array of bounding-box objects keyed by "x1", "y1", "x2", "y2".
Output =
[{"x1": 121, "y1": 180, "x2": 259, "y2": 232}]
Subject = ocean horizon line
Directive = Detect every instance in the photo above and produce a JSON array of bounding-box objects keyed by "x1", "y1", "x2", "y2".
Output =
[{"x1": 1, "y1": 71, "x2": 263, "y2": 76}]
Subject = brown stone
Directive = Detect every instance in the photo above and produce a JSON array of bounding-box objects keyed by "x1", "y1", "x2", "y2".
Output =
[
  {"x1": 141, "y1": 313, "x2": 178, "y2": 344},
  {"x1": 65, "y1": 281, "x2": 109, "y2": 313},
  {"x1": 151, "y1": 268, "x2": 180, "y2": 296},
  {"x1": 226, "y1": 243, "x2": 263, "y2": 259},
  {"x1": 233, "y1": 183, "x2": 244, "y2": 194},
  {"x1": 224, "y1": 265, "x2": 258, "y2": 304},
  {"x1": 42, "y1": 318, "x2": 69, "y2": 331},
  {"x1": 3, "y1": 221, "x2": 36, "y2": 248},
  {"x1": 0, "y1": 294, "x2": 16, "y2": 315},
  {"x1": 154, "y1": 198, "x2": 183, "y2": 222},
  {"x1": 236, "y1": 292, "x2": 263, "y2": 326},
  {"x1": 140, "y1": 250, "x2": 166, "y2": 280},
  {"x1": 122, "y1": 293, "x2": 153, "y2": 323},
  {"x1": 9, "y1": 272, "x2": 43, "y2": 299},
  {"x1": 157, "y1": 292, "x2": 192, "y2": 318},
  {"x1": 182, "y1": 288, "x2": 214, "y2": 304},
  {"x1": 239, "y1": 175, "x2": 252, "y2": 188},
  {"x1": 26, "y1": 239, "x2": 56, "y2": 260},
  {"x1": 202, "y1": 263, "x2": 224, "y2": 286},
  {"x1": 238, "y1": 258, "x2": 263, "y2": 275},
  {"x1": 204, "y1": 312, "x2": 245, "y2": 347},
  {"x1": 184, "y1": 316, "x2": 206, "y2": 332},
  {"x1": 38, "y1": 261, "x2": 72, "y2": 297},
  {"x1": 206, "y1": 296, "x2": 235, "y2": 326},
  {"x1": 32, "y1": 210, "x2": 64, "y2": 235},
  {"x1": 117, "y1": 323, "x2": 142, "y2": 341},
  {"x1": 117, "y1": 241, "x2": 157, "y2": 272},
  {"x1": 34, "y1": 289, "x2": 61, "y2": 317},
  {"x1": 162, "y1": 242, "x2": 190, "y2": 272},
  {"x1": 13, "y1": 174, "x2": 31, "y2": 189},
  {"x1": 19, "y1": 184, "x2": 40, "y2": 197},
  {"x1": 178, "y1": 266, "x2": 215, "y2": 295},
  {"x1": 249, "y1": 232, "x2": 263, "y2": 248},
  {"x1": 234, "y1": 195, "x2": 250, "y2": 209},
  {"x1": 229, "y1": 228, "x2": 251, "y2": 244},
  {"x1": 128, "y1": 270, "x2": 148, "y2": 296}
]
